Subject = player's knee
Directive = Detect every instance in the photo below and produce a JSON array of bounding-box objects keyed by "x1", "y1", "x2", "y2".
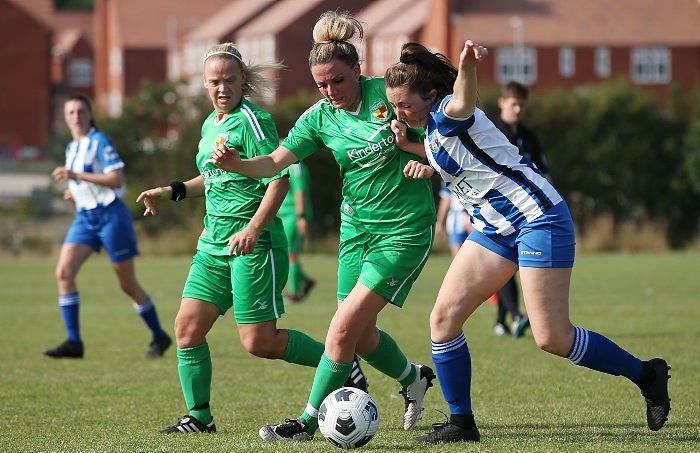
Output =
[
  {"x1": 533, "y1": 330, "x2": 572, "y2": 357},
  {"x1": 240, "y1": 335, "x2": 277, "y2": 359}
]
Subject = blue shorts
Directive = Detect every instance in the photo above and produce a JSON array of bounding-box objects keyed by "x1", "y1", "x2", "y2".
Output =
[
  {"x1": 448, "y1": 231, "x2": 469, "y2": 249},
  {"x1": 467, "y1": 201, "x2": 575, "y2": 268},
  {"x1": 63, "y1": 198, "x2": 139, "y2": 263}
]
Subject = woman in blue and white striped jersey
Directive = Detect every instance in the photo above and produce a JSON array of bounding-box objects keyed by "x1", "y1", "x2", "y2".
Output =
[{"x1": 46, "y1": 94, "x2": 171, "y2": 360}]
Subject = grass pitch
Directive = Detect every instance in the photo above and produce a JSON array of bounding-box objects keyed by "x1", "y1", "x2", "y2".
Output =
[{"x1": 1, "y1": 252, "x2": 698, "y2": 452}]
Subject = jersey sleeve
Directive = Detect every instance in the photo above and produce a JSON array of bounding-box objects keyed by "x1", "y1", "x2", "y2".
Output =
[
  {"x1": 282, "y1": 104, "x2": 325, "y2": 161},
  {"x1": 94, "y1": 132, "x2": 124, "y2": 174},
  {"x1": 434, "y1": 95, "x2": 476, "y2": 137}
]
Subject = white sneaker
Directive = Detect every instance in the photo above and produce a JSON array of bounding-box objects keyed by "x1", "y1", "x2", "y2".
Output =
[
  {"x1": 493, "y1": 322, "x2": 509, "y2": 336},
  {"x1": 399, "y1": 364, "x2": 436, "y2": 430}
]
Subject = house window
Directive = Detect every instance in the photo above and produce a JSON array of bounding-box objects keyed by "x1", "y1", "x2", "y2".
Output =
[
  {"x1": 559, "y1": 47, "x2": 575, "y2": 77},
  {"x1": 595, "y1": 46, "x2": 610, "y2": 78},
  {"x1": 631, "y1": 47, "x2": 671, "y2": 84},
  {"x1": 496, "y1": 47, "x2": 537, "y2": 85},
  {"x1": 69, "y1": 59, "x2": 93, "y2": 87}
]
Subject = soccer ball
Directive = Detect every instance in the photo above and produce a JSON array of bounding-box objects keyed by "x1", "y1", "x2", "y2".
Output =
[{"x1": 318, "y1": 387, "x2": 380, "y2": 449}]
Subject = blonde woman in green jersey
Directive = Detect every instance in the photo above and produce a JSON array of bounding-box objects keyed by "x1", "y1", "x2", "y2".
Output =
[
  {"x1": 213, "y1": 11, "x2": 438, "y2": 442},
  {"x1": 136, "y1": 42, "x2": 366, "y2": 434}
]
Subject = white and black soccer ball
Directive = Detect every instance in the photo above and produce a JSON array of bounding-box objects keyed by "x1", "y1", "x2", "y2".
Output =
[{"x1": 318, "y1": 387, "x2": 380, "y2": 449}]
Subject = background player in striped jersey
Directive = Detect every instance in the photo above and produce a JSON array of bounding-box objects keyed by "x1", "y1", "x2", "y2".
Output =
[
  {"x1": 137, "y1": 43, "x2": 365, "y2": 434},
  {"x1": 213, "y1": 11, "x2": 437, "y2": 442},
  {"x1": 45, "y1": 94, "x2": 171, "y2": 360},
  {"x1": 385, "y1": 40, "x2": 671, "y2": 443}
]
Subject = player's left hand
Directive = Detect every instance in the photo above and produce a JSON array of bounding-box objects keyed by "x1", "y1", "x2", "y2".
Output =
[
  {"x1": 403, "y1": 160, "x2": 435, "y2": 179},
  {"x1": 460, "y1": 40, "x2": 488, "y2": 69},
  {"x1": 228, "y1": 226, "x2": 260, "y2": 256}
]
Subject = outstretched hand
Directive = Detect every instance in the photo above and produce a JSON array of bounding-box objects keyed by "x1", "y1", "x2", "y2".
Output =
[
  {"x1": 212, "y1": 144, "x2": 242, "y2": 173},
  {"x1": 460, "y1": 40, "x2": 488, "y2": 69},
  {"x1": 136, "y1": 187, "x2": 172, "y2": 216}
]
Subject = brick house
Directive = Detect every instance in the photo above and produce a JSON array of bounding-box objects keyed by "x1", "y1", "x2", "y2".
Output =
[
  {"x1": 92, "y1": 0, "x2": 232, "y2": 116},
  {"x1": 170, "y1": 0, "x2": 277, "y2": 96},
  {"x1": 0, "y1": 0, "x2": 54, "y2": 161},
  {"x1": 358, "y1": 0, "x2": 700, "y2": 103},
  {"x1": 52, "y1": 11, "x2": 95, "y2": 131},
  {"x1": 173, "y1": 0, "x2": 374, "y2": 103}
]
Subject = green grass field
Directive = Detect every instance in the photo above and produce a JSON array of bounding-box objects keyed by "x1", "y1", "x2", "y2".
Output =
[{"x1": 1, "y1": 252, "x2": 698, "y2": 452}]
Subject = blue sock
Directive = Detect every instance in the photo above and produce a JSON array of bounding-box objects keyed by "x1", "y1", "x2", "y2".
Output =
[
  {"x1": 133, "y1": 298, "x2": 167, "y2": 338},
  {"x1": 59, "y1": 292, "x2": 81, "y2": 344},
  {"x1": 432, "y1": 332, "x2": 473, "y2": 415},
  {"x1": 566, "y1": 327, "x2": 643, "y2": 381}
]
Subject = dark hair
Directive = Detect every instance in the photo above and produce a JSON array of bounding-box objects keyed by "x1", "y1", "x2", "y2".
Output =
[
  {"x1": 65, "y1": 93, "x2": 98, "y2": 129},
  {"x1": 384, "y1": 42, "x2": 457, "y2": 100},
  {"x1": 308, "y1": 11, "x2": 363, "y2": 69},
  {"x1": 502, "y1": 81, "x2": 529, "y2": 100}
]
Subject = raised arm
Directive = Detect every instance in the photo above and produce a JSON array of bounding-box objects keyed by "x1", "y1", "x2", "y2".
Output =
[
  {"x1": 136, "y1": 175, "x2": 205, "y2": 216},
  {"x1": 212, "y1": 144, "x2": 298, "y2": 178},
  {"x1": 444, "y1": 40, "x2": 488, "y2": 119}
]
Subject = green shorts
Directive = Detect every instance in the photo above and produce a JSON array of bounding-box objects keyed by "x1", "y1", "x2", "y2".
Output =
[
  {"x1": 281, "y1": 214, "x2": 303, "y2": 254},
  {"x1": 182, "y1": 248, "x2": 289, "y2": 324},
  {"x1": 337, "y1": 223, "x2": 434, "y2": 307}
]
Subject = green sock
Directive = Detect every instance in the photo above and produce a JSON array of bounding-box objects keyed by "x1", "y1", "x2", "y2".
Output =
[
  {"x1": 289, "y1": 262, "x2": 300, "y2": 294},
  {"x1": 300, "y1": 353, "x2": 353, "y2": 434},
  {"x1": 360, "y1": 329, "x2": 417, "y2": 387},
  {"x1": 281, "y1": 329, "x2": 325, "y2": 367},
  {"x1": 177, "y1": 343, "x2": 213, "y2": 424}
]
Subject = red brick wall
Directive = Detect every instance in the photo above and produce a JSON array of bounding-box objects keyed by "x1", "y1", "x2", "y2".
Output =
[
  {"x1": 124, "y1": 49, "x2": 167, "y2": 95},
  {"x1": 0, "y1": 0, "x2": 52, "y2": 159}
]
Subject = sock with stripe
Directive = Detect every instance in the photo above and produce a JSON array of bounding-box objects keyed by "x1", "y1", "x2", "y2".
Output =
[
  {"x1": 178, "y1": 343, "x2": 213, "y2": 424},
  {"x1": 566, "y1": 326, "x2": 643, "y2": 381},
  {"x1": 281, "y1": 329, "x2": 325, "y2": 367},
  {"x1": 432, "y1": 332, "x2": 473, "y2": 415},
  {"x1": 359, "y1": 329, "x2": 417, "y2": 387},
  {"x1": 299, "y1": 353, "x2": 352, "y2": 434},
  {"x1": 133, "y1": 297, "x2": 167, "y2": 338},
  {"x1": 59, "y1": 292, "x2": 81, "y2": 344}
]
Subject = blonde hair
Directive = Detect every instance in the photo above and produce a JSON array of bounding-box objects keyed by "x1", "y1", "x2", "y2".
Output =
[
  {"x1": 309, "y1": 11, "x2": 364, "y2": 68},
  {"x1": 203, "y1": 42, "x2": 284, "y2": 97}
]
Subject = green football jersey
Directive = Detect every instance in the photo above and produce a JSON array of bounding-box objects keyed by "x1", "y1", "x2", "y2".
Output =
[
  {"x1": 196, "y1": 98, "x2": 288, "y2": 256},
  {"x1": 278, "y1": 162, "x2": 313, "y2": 221},
  {"x1": 282, "y1": 76, "x2": 435, "y2": 234}
]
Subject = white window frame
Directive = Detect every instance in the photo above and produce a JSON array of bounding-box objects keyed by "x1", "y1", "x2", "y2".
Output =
[
  {"x1": 496, "y1": 47, "x2": 537, "y2": 85},
  {"x1": 595, "y1": 46, "x2": 610, "y2": 78},
  {"x1": 559, "y1": 47, "x2": 575, "y2": 78},
  {"x1": 631, "y1": 47, "x2": 671, "y2": 85},
  {"x1": 68, "y1": 59, "x2": 93, "y2": 87}
]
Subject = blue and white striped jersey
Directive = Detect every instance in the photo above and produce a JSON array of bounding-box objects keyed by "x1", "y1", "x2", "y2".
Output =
[
  {"x1": 425, "y1": 96, "x2": 562, "y2": 237},
  {"x1": 65, "y1": 127, "x2": 125, "y2": 211}
]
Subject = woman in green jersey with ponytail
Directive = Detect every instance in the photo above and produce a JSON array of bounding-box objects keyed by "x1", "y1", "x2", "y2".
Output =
[
  {"x1": 213, "y1": 11, "x2": 438, "y2": 442},
  {"x1": 137, "y1": 42, "x2": 366, "y2": 434}
]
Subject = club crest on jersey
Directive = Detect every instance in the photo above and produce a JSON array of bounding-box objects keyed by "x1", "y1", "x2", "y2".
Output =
[
  {"x1": 214, "y1": 131, "x2": 229, "y2": 150},
  {"x1": 370, "y1": 100, "x2": 389, "y2": 121},
  {"x1": 429, "y1": 136, "x2": 440, "y2": 152}
]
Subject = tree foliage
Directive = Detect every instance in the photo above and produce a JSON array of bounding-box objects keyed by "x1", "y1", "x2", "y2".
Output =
[{"x1": 480, "y1": 78, "x2": 699, "y2": 248}]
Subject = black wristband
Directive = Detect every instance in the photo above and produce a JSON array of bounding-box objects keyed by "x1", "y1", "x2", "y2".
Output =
[{"x1": 169, "y1": 181, "x2": 186, "y2": 201}]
